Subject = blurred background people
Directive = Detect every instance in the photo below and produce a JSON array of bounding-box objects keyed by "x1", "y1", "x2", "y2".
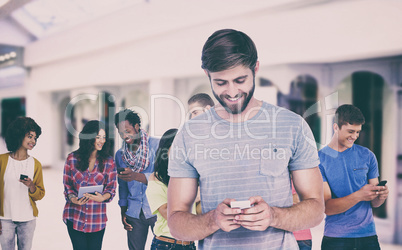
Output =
[
  {"x1": 187, "y1": 93, "x2": 214, "y2": 119},
  {"x1": 62, "y1": 120, "x2": 117, "y2": 250},
  {"x1": 147, "y1": 128, "x2": 196, "y2": 249},
  {"x1": 114, "y1": 109, "x2": 159, "y2": 250},
  {"x1": 0, "y1": 117, "x2": 45, "y2": 250}
]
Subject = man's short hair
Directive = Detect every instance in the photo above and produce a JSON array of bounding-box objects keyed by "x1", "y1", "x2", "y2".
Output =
[
  {"x1": 201, "y1": 29, "x2": 258, "y2": 73},
  {"x1": 188, "y1": 93, "x2": 214, "y2": 107},
  {"x1": 114, "y1": 109, "x2": 141, "y2": 128},
  {"x1": 335, "y1": 104, "x2": 365, "y2": 128}
]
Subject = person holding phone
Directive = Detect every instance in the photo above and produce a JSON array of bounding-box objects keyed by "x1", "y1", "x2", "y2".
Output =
[
  {"x1": 319, "y1": 104, "x2": 389, "y2": 250},
  {"x1": 62, "y1": 120, "x2": 117, "y2": 250},
  {"x1": 114, "y1": 109, "x2": 159, "y2": 250},
  {"x1": 0, "y1": 117, "x2": 45, "y2": 250},
  {"x1": 167, "y1": 29, "x2": 324, "y2": 249}
]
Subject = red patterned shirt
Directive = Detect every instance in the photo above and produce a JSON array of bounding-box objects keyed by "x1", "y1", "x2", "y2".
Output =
[{"x1": 63, "y1": 152, "x2": 117, "y2": 232}]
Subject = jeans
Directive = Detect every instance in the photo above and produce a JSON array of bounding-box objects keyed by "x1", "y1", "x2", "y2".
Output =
[
  {"x1": 66, "y1": 220, "x2": 105, "y2": 250},
  {"x1": 321, "y1": 235, "x2": 381, "y2": 250},
  {"x1": 151, "y1": 237, "x2": 196, "y2": 250},
  {"x1": 297, "y1": 239, "x2": 312, "y2": 250},
  {"x1": 126, "y1": 210, "x2": 157, "y2": 250},
  {"x1": 0, "y1": 219, "x2": 36, "y2": 250}
]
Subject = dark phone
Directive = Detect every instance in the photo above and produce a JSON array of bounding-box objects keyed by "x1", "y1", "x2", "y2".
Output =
[
  {"x1": 377, "y1": 180, "x2": 387, "y2": 186},
  {"x1": 20, "y1": 174, "x2": 28, "y2": 180},
  {"x1": 117, "y1": 167, "x2": 125, "y2": 174}
]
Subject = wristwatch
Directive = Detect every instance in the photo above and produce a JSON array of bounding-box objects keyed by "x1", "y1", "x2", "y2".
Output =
[{"x1": 68, "y1": 194, "x2": 77, "y2": 201}]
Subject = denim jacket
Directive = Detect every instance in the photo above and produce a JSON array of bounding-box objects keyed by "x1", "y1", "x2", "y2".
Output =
[{"x1": 116, "y1": 137, "x2": 160, "y2": 219}]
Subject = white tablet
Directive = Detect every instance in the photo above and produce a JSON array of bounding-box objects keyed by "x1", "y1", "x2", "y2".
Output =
[{"x1": 78, "y1": 185, "x2": 104, "y2": 198}]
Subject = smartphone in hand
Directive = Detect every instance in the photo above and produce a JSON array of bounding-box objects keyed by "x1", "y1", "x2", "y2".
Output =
[
  {"x1": 117, "y1": 167, "x2": 125, "y2": 174},
  {"x1": 20, "y1": 174, "x2": 28, "y2": 180},
  {"x1": 377, "y1": 180, "x2": 387, "y2": 186},
  {"x1": 230, "y1": 200, "x2": 251, "y2": 210}
]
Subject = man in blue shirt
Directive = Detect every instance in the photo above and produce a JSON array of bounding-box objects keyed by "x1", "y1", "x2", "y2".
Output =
[
  {"x1": 319, "y1": 104, "x2": 389, "y2": 250},
  {"x1": 114, "y1": 109, "x2": 159, "y2": 250}
]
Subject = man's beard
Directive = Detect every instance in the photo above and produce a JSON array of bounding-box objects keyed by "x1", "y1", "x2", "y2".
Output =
[{"x1": 212, "y1": 80, "x2": 255, "y2": 115}]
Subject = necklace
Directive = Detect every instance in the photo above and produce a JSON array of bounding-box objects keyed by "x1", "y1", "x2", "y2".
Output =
[{"x1": 10, "y1": 154, "x2": 30, "y2": 180}]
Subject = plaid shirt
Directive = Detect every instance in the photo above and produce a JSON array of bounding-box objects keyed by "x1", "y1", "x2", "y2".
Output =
[{"x1": 63, "y1": 152, "x2": 117, "y2": 233}]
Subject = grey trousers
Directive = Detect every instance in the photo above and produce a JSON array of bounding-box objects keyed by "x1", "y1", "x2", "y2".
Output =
[{"x1": 126, "y1": 210, "x2": 157, "y2": 250}]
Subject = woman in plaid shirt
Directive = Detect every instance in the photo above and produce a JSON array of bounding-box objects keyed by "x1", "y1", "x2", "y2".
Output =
[{"x1": 62, "y1": 120, "x2": 117, "y2": 250}]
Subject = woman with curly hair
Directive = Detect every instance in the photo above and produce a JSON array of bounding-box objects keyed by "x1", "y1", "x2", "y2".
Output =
[
  {"x1": 0, "y1": 117, "x2": 45, "y2": 250},
  {"x1": 62, "y1": 120, "x2": 117, "y2": 250},
  {"x1": 146, "y1": 128, "x2": 196, "y2": 250}
]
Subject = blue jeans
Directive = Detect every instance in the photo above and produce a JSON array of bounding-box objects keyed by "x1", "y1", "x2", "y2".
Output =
[
  {"x1": 297, "y1": 239, "x2": 312, "y2": 250},
  {"x1": 0, "y1": 219, "x2": 36, "y2": 250},
  {"x1": 321, "y1": 235, "x2": 381, "y2": 250},
  {"x1": 151, "y1": 237, "x2": 196, "y2": 250}
]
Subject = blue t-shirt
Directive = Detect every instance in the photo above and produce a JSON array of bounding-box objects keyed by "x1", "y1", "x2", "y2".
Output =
[
  {"x1": 116, "y1": 136, "x2": 160, "y2": 219},
  {"x1": 169, "y1": 102, "x2": 320, "y2": 250},
  {"x1": 318, "y1": 144, "x2": 379, "y2": 238}
]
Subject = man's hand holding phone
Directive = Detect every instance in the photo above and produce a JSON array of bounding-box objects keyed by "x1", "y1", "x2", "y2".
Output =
[
  {"x1": 211, "y1": 199, "x2": 242, "y2": 232},
  {"x1": 117, "y1": 167, "x2": 139, "y2": 182},
  {"x1": 376, "y1": 180, "x2": 389, "y2": 200},
  {"x1": 232, "y1": 196, "x2": 275, "y2": 231},
  {"x1": 117, "y1": 167, "x2": 125, "y2": 175}
]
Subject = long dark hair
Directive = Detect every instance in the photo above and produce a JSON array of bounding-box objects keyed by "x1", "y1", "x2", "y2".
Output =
[
  {"x1": 5, "y1": 117, "x2": 42, "y2": 153},
  {"x1": 154, "y1": 129, "x2": 178, "y2": 186},
  {"x1": 74, "y1": 120, "x2": 111, "y2": 172}
]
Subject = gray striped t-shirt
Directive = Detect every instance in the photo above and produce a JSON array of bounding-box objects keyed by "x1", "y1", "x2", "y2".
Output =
[{"x1": 169, "y1": 102, "x2": 319, "y2": 250}]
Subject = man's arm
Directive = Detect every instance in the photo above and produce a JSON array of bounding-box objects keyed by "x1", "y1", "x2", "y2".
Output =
[
  {"x1": 323, "y1": 178, "x2": 384, "y2": 215},
  {"x1": 167, "y1": 177, "x2": 241, "y2": 241},
  {"x1": 368, "y1": 178, "x2": 389, "y2": 208},
  {"x1": 236, "y1": 167, "x2": 324, "y2": 232},
  {"x1": 118, "y1": 168, "x2": 148, "y2": 184}
]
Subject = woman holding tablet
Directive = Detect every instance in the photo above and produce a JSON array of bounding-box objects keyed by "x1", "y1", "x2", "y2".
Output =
[{"x1": 63, "y1": 120, "x2": 117, "y2": 250}]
